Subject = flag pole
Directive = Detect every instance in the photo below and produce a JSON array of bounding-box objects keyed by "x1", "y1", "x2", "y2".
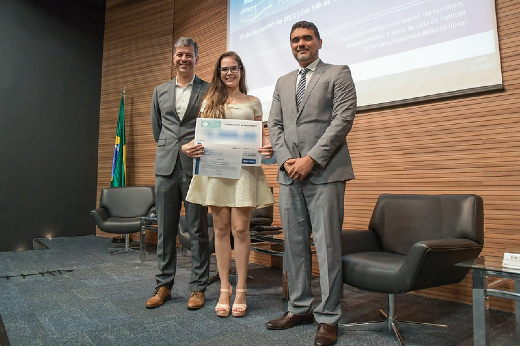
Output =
[
  {"x1": 111, "y1": 86, "x2": 128, "y2": 243},
  {"x1": 110, "y1": 87, "x2": 126, "y2": 188}
]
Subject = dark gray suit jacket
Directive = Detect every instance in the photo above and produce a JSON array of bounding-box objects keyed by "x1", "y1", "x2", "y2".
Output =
[
  {"x1": 268, "y1": 61, "x2": 357, "y2": 185},
  {"x1": 151, "y1": 76, "x2": 209, "y2": 176}
]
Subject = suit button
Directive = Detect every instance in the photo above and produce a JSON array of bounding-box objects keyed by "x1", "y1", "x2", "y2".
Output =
[{"x1": 297, "y1": 123, "x2": 300, "y2": 127}]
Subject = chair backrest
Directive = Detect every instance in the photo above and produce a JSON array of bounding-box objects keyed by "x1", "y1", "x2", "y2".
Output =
[
  {"x1": 369, "y1": 194, "x2": 484, "y2": 255},
  {"x1": 250, "y1": 187, "x2": 274, "y2": 227},
  {"x1": 100, "y1": 186, "x2": 155, "y2": 218},
  {"x1": 250, "y1": 204, "x2": 274, "y2": 227}
]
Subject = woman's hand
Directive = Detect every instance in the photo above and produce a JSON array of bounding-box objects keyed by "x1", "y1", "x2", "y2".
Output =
[
  {"x1": 258, "y1": 142, "x2": 274, "y2": 158},
  {"x1": 182, "y1": 140, "x2": 205, "y2": 158}
]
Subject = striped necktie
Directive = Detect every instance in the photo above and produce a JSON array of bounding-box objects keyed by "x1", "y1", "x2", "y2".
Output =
[{"x1": 296, "y1": 68, "x2": 309, "y2": 111}]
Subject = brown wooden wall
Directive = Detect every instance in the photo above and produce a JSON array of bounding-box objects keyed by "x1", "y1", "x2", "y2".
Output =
[{"x1": 97, "y1": 0, "x2": 520, "y2": 311}]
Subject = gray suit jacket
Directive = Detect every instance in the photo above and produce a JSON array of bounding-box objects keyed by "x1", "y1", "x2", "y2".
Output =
[
  {"x1": 268, "y1": 61, "x2": 357, "y2": 185},
  {"x1": 151, "y1": 76, "x2": 209, "y2": 176}
]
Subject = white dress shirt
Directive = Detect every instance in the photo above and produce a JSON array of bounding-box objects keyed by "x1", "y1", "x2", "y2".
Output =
[
  {"x1": 295, "y1": 58, "x2": 320, "y2": 91},
  {"x1": 175, "y1": 75, "x2": 195, "y2": 120}
]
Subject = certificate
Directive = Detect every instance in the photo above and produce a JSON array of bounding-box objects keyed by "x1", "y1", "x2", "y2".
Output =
[
  {"x1": 194, "y1": 118, "x2": 263, "y2": 167},
  {"x1": 193, "y1": 143, "x2": 242, "y2": 179}
]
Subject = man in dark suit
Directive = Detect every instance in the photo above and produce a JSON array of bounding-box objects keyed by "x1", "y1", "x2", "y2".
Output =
[
  {"x1": 267, "y1": 22, "x2": 357, "y2": 346},
  {"x1": 147, "y1": 37, "x2": 210, "y2": 310}
]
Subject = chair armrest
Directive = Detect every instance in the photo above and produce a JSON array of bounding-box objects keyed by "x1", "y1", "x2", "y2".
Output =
[
  {"x1": 419, "y1": 238, "x2": 482, "y2": 250},
  {"x1": 341, "y1": 229, "x2": 381, "y2": 255},
  {"x1": 90, "y1": 208, "x2": 109, "y2": 226},
  {"x1": 252, "y1": 225, "x2": 282, "y2": 231},
  {"x1": 404, "y1": 238, "x2": 484, "y2": 290},
  {"x1": 408, "y1": 238, "x2": 482, "y2": 258},
  {"x1": 407, "y1": 238, "x2": 483, "y2": 262},
  {"x1": 250, "y1": 217, "x2": 273, "y2": 227}
]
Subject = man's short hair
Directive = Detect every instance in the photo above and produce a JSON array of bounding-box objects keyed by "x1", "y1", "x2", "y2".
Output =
[
  {"x1": 173, "y1": 37, "x2": 199, "y2": 57},
  {"x1": 290, "y1": 21, "x2": 321, "y2": 41}
]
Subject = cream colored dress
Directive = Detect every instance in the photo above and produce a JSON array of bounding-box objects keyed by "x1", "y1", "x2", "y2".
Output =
[{"x1": 186, "y1": 98, "x2": 275, "y2": 208}]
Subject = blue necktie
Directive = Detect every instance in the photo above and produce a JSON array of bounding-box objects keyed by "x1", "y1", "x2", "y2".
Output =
[{"x1": 296, "y1": 68, "x2": 309, "y2": 111}]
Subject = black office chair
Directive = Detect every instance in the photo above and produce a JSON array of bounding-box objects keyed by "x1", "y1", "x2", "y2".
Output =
[
  {"x1": 178, "y1": 203, "x2": 277, "y2": 249},
  {"x1": 250, "y1": 204, "x2": 274, "y2": 228},
  {"x1": 90, "y1": 186, "x2": 155, "y2": 255},
  {"x1": 339, "y1": 194, "x2": 484, "y2": 346},
  {"x1": 178, "y1": 213, "x2": 215, "y2": 253}
]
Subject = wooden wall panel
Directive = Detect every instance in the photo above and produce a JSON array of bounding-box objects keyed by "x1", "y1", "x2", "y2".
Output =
[
  {"x1": 98, "y1": 0, "x2": 520, "y2": 311},
  {"x1": 97, "y1": 0, "x2": 174, "y2": 192},
  {"x1": 172, "y1": 0, "x2": 228, "y2": 81},
  {"x1": 96, "y1": 0, "x2": 174, "y2": 242}
]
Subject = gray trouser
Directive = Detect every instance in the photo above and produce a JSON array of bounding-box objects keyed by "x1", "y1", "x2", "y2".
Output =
[
  {"x1": 155, "y1": 159, "x2": 209, "y2": 292},
  {"x1": 279, "y1": 180, "x2": 345, "y2": 325}
]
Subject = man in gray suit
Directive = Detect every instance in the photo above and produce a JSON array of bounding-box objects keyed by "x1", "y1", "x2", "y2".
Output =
[
  {"x1": 266, "y1": 21, "x2": 356, "y2": 346},
  {"x1": 146, "y1": 37, "x2": 210, "y2": 310}
]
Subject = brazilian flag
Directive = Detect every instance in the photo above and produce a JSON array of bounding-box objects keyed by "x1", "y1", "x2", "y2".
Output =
[{"x1": 111, "y1": 90, "x2": 126, "y2": 187}]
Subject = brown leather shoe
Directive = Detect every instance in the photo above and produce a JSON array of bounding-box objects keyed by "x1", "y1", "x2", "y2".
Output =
[
  {"x1": 314, "y1": 323, "x2": 338, "y2": 346},
  {"x1": 187, "y1": 291, "x2": 205, "y2": 310},
  {"x1": 266, "y1": 311, "x2": 314, "y2": 330},
  {"x1": 145, "y1": 286, "x2": 171, "y2": 308}
]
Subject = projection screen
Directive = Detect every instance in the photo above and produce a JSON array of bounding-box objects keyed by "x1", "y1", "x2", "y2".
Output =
[{"x1": 227, "y1": 0, "x2": 503, "y2": 119}]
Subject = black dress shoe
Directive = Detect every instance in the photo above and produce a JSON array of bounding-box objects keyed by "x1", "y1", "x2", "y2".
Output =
[
  {"x1": 266, "y1": 311, "x2": 314, "y2": 330},
  {"x1": 314, "y1": 323, "x2": 338, "y2": 346}
]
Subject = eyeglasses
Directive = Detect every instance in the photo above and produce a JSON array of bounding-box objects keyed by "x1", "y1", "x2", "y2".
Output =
[{"x1": 219, "y1": 66, "x2": 241, "y2": 74}]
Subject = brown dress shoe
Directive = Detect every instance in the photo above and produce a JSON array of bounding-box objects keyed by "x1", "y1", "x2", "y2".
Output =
[
  {"x1": 187, "y1": 291, "x2": 205, "y2": 310},
  {"x1": 266, "y1": 311, "x2": 314, "y2": 330},
  {"x1": 146, "y1": 286, "x2": 171, "y2": 308},
  {"x1": 314, "y1": 323, "x2": 338, "y2": 346}
]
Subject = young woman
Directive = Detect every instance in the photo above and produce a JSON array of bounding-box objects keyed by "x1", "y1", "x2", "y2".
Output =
[{"x1": 182, "y1": 52, "x2": 275, "y2": 318}]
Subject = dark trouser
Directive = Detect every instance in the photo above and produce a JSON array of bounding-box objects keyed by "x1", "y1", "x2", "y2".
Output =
[{"x1": 155, "y1": 159, "x2": 209, "y2": 292}]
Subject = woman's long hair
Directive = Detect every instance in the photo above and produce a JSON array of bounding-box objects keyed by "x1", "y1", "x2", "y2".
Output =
[{"x1": 201, "y1": 51, "x2": 247, "y2": 119}]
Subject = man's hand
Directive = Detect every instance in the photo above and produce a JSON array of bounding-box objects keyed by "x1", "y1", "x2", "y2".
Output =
[
  {"x1": 285, "y1": 156, "x2": 315, "y2": 181},
  {"x1": 181, "y1": 140, "x2": 204, "y2": 158}
]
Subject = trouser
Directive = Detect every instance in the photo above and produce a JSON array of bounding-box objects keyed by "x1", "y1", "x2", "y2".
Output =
[
  {"x1": 279, "y1": 180, "x2": 345, "y2": 325},
  {"x1": 155, "y1": 159, "x2": 209, "y2": 292}
]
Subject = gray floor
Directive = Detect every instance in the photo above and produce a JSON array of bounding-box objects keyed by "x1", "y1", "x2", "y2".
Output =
[{"x1": 0, "y1": 236, "x2": 517, "y2": 346}]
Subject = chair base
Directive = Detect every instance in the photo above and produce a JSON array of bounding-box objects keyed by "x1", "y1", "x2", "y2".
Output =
[
  {"x1": 339, "y1": 294, "x2": 446, "y2": 346},
  {"x1": 109, "y1": 247, "x2": 140, "y2": 255},
  {"x1": 108, "y1": 234, "x2": 139, "y2": 255},
  {"x1": 208, "y1": 272, "x2": 220, "y2": 285}
]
